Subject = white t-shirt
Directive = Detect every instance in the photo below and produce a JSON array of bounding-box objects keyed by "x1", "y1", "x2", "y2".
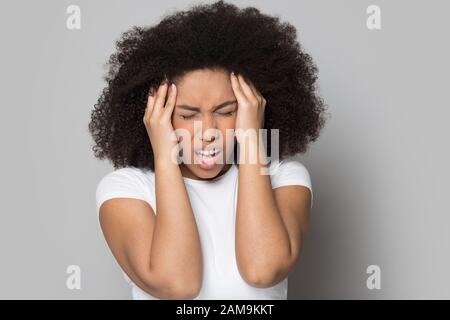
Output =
[{"x1": 95, "y1": 157, "x2": 313, "y2": 300}]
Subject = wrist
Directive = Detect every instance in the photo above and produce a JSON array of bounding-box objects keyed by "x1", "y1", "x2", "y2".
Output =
[
  {"x1": 154, "y1": 153, "x2": 181, "y2": 169},
  {"x1": 237, "y1": 133, "x2": 268, "y2": 166}
]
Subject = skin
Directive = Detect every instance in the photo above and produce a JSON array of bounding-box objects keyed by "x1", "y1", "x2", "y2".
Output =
[
  {"x1": 229, "y1": 71, "x2": 312, "y2": 287},
  {"x1": 170, "y1": 68, "x2": 238, "y2": 180},
  {"x1": 98, "y1": 67, "x2": 312, "y2": 299}
]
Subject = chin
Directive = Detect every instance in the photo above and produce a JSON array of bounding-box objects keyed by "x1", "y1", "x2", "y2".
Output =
[
  {"x1": 181, "y1": 148, "x2": 232, "y2": 180},
  {"x1": 194, "y1": 163, "x2": 225, "y2": 176}
]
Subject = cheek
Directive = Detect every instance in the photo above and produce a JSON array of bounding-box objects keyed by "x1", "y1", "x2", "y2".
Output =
[
  {"x1": 171, "y1": 117, "x2": 180, "y2": 129},
  {"x1": 217, "y1": 119, "x2": 237, "y2": 147},
  {"x1": 172, "y1": 116, "x2": 191, "y2": 131},
  {"x1": 216, "y1": 118, "x2": 235, "y2": 134},
  {"x1": 172, "y1": 120, "x2": 194, "y2": 142},
  {"x1": 220, "y1": 116, "x2": 236, "y2": 129}
]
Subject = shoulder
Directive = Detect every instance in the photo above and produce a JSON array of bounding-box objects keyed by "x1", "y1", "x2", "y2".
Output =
[
  {"x1": 97, "y1": 166, "x2": 153, "y2": 187},
  {"x1": 95, "y1": 167, "x2": 155, "y2": 213},
  {"x1": 268, "y1": 156, "x2": 314, "y2": 207}
]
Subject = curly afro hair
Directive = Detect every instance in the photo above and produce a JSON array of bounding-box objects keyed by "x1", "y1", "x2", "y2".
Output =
[{"x1": 88, "y1": 0, "x2": 327, "y2": 171}]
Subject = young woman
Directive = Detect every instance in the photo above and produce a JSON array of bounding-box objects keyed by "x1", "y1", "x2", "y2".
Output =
[{"x1": 89, "y1": 0, "x2": 326, "y2": 300}]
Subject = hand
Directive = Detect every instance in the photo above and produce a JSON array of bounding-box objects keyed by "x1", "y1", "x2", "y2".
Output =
[
  {"x1": 230, "y1": 72, "x2": 266, "y2": 145},
  {"x1": 143, "y1": 80, "x2": 179, "y2": 164}
]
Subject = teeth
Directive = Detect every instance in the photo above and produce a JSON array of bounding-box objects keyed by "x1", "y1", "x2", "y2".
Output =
[{"x1": 195, "y1": 148, "x2": 218, "y2": 156}]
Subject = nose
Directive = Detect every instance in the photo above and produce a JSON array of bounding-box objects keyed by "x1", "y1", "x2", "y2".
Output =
[{"x1": 197, "y1": 114, "x2": 219, "y2": 143}]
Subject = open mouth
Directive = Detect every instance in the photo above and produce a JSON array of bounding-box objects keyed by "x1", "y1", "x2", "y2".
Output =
[
  {"x1": 194, "y1": 147, "x2": 222, "y2": 168},
  {"x1": 195, "y1": 147, "x2": 220, "y2": 158}
]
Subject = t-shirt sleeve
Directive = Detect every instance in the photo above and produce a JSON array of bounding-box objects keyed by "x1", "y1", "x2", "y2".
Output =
[
  {"x1": 269, "y1": 157, "x2": 314, "y2": 208},
  {"x1": 95, "y1": 168, "x2": 151, "y2": 214}
]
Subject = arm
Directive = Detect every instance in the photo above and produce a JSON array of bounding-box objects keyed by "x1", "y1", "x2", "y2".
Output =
[
  {"x1": 230, "y1": 72, "x2": 311, "y2": 287},
  {"x1": 99, "y1": 80, "x2": 203, "y2": 299},
  {"x1": 235, "y1": 136, "x2": 311, "y2": 288},
  {"x1": 99, "y1": 159, "x2": 203, "y2": 299}
]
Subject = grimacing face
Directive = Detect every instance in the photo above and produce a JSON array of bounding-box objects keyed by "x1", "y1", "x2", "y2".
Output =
[{"x1": 171, "y1": 68, "x2": 238, "y2": 180}]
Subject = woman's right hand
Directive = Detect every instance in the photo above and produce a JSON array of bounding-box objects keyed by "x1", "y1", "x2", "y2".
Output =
[{"x1": 143, "y1": 80, "x2": 179, "y2": 164}]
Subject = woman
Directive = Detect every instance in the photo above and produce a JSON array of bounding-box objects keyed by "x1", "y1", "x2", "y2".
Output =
[{"x1": 89, "y1": 0, "x2": 326, "y2": 300}]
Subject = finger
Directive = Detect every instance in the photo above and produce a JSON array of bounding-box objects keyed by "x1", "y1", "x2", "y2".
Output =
[
  {"x1": 162, "y1": 83, "x2": 177, "y2": 120},
  {"x1": 250, "y1": 80, "x2": 266, "y2": 108},
  {"x1": 237, "y1": 74, "x2": 258, "y2": 103},
  {"x1": 230, "y1": 72, "x2": 248, "y2": 106},
  {"x1": 153, "y1": 81, "x2": 169, "y2": 114},
  {"x1": 144, "y1": 92, "x2": 155, "y2": 121},
  {"x1": 247, "y1": 81, "x2": 264, "y2": 108}
]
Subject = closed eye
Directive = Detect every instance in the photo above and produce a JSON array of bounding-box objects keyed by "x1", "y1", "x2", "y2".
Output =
[
  {"x1": 180, "y1": 110, "x2": 236, "y2": 120},
  {"x1": 181, "y1": 114, "x2": 196, "y2": 120},
  {"x1": 217, "y1": 110, "x2": 236, "y2": 117}
]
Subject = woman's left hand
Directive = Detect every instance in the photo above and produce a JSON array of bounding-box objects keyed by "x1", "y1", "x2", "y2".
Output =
[{"x1": 230, "y1": 72, "x2": 266, "y2": 144}]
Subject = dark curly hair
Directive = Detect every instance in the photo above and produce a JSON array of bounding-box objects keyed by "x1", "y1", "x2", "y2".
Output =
[{"x1": 88, "y1": 0, "x2": 327, "y2": 171}]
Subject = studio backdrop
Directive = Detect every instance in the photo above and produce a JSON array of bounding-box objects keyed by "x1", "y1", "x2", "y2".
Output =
[{"x1": 0, "y1": 0, "x2": 449, "y2": 299}]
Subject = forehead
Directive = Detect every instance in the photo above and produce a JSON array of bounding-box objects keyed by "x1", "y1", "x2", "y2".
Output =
[{"x1": 175, "y1": 68, "x2": 234, "y2": 108}]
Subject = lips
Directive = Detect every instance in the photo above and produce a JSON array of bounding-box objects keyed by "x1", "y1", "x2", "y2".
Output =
[
  {"x1": 195, "y1": 147, "x2": 220, "y2": 157},
  {"x1": 194, "y1": 146, "x2": 222, "y2": 166}
]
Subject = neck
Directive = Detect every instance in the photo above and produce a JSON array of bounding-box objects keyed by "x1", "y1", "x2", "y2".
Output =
[{"x1": 180, "y1": 163, "x2": 233, "y2": 181}]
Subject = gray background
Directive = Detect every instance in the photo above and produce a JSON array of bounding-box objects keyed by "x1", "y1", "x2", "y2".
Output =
[{"x1": 0, "y1": 0, "x2": 448, "y2": 299}]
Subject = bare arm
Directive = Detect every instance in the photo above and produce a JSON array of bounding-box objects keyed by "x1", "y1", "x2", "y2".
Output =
[
  {"x1": 151, "y1": 156, "x2": 203, "y2": 295},
  {"x1": 99, "y1": 80, "x2": 203, "y2": 299},
  {"x1": 230, "y1": 72, "x2": 311, "y2": 287},
  {"x1": 99, "y1": 158, "x2": 202, "y2": 299},
  {"x1": 235, "y1": 137, "x2": 311, "y2": 288}
]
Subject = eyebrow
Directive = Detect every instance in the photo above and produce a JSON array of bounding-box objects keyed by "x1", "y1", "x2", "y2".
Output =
[{"x1": 175, "y1": 100, "x2": 237, "y2": 112}]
